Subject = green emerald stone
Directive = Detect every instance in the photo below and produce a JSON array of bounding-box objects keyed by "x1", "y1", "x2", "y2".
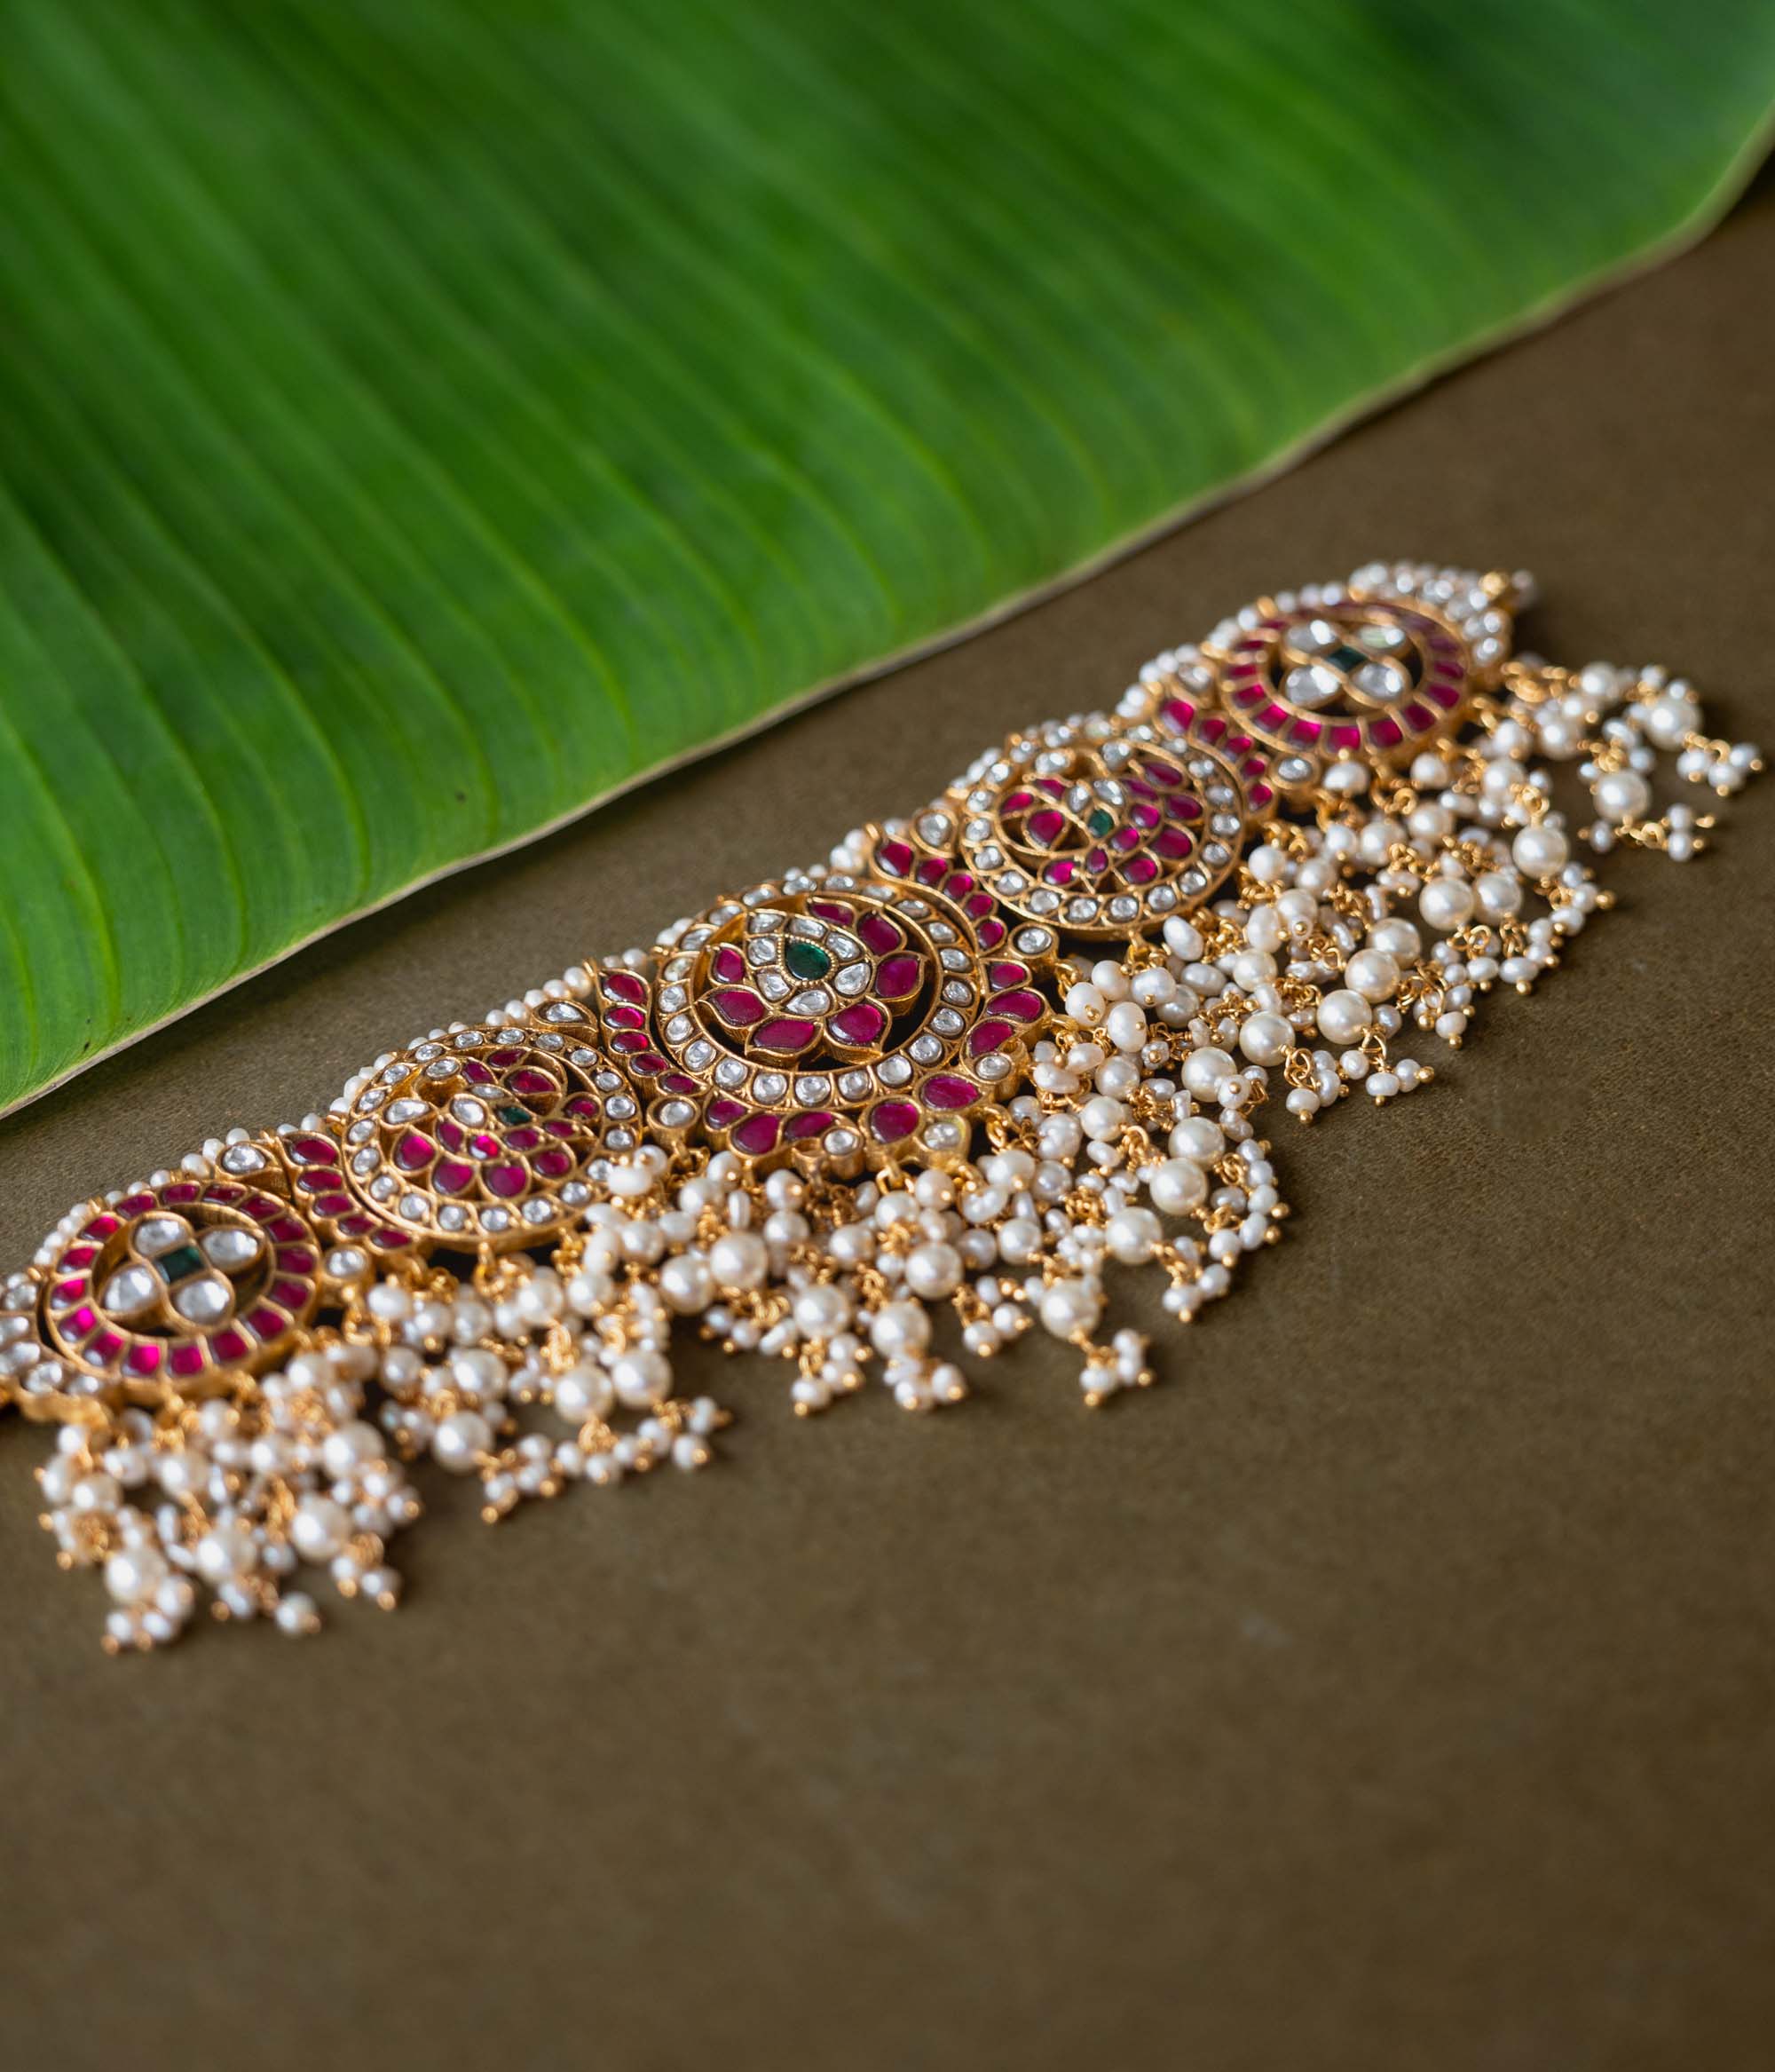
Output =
[
  {"x1": 495, "y1": 1103, "x2": 532, "y2": 1127},
  {"x1": 1086, "y1": 807, "x2": 1115, "y2": 838},
  {"x1": 152, "y1": 1243, "x2": 205, "y2": 1285},
  {"x1": 785, "y1": 939, "x2": 832, "y2": 981}
]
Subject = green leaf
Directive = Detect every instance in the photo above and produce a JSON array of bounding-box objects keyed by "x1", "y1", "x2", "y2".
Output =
[{"x1": 0, "y1": 0, "x2": 1771, "y2": 1112}]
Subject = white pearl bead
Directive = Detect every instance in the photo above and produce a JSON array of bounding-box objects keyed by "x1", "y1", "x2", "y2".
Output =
[
  {"x1": 1105, "y1": 1207, "x2": 1163, "y2": 1264},
  {"x1": 871, "y1": 1301, "x2": 930, "y2": 1358},
  {"x1": 1079, "y1": 1095, "x2": 1126, "y2": 1142},
  {"x1": 1038, "y1": 1278, "x2": 1102, "y2": 1340},
  {"x1": 1512, "y1": 824, "x2": 1570, "y2": 877},
  {"x1": 658, "y1": 1253, "x2": 714, "y2": 1313},
  {"x1": 1063, "y1": 981, "x2": 1106, "y2": 1024},
  {"x1": 1247, "y1": 842, "x2": 1290, "y2": 884},
  {"x1": 1345, "y1": 948, "x2": 1400, "y2": 1002},
  {"x1": 1316, "y1": 988, "x2": 1372, "y2": 1045},
  {"x1": 106, "y1": 1545, "x2": 169, "y2": 1606},
  {"x1": 1643, "y1": 695, "x2": 1695, "y2": 749},
  {"x1": 1243, "y1": 905, "x2": 1285, "y2": 954},
  {"x1": 433, "y1": 1410, "x2": 493, "y2": 1475},
  {"x1": 289, "y1": 1493, "x2": 352, "y2": 1562},
  {"x1": 1593, "y1": 768, "x2": 1652, "y2": 823},
  {"x1": 1237, "y1": 1012, "x2": 1292, "y2": 1065},
  {"x1": 194, "y1": 1522, "x2": 257, "y2": 1585},
  {"x1": 1148, "y1": 1158, "x2": 1207, "y2": 1216},
  {"x1": 708, "y1": 1230, "x2": 768, "y2": 1292},
  {"x1": 1474, "y1": 870, "x2": 1522, "y2": 920},
  {"x1": 1182, "y1": 1046, "x2": 1235, "y2": 1099},
  {"x1": 1089, "y1": 960, "x2": 1131, "y2": 1000},
  {"x1": 320, "y1": 1420, "x2": 383, "y2": 1481},
  {"x1": 1419, "y1": 877, "x2": 1475, "y2": 931},
  {"x1": 1163, "y1": 917, "x2": 1204, "y2": 961},
  {"x1": 611, "y1": 1349, "x2": 671, "y2": 1409},
  {"x1": 554, "y1": 1361, "x2": 615, "y2": 1422},
  {"x1": 1168, "y1": 1117, "x2": 1223, "y2": 1163},
  {"x1": 1369, "y1": 918, "x2": 1421, "y2": 960},
  {"x1": 1274, "y1": 888, "x2": 1318, "y2": 934},
  {"x1": 793, "y1": 1284, "x2": 851, "y2": 1336},
  {"x1": 1104, "y1": 1000, "x2": 1148, "y2": 1053},
  {"x1": 903, "y1": 1242, "x2": 963, "y2": 1300}
]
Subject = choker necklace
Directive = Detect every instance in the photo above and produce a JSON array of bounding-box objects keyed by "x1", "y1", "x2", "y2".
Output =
[{"x1": 5, "y1": 558, "x2": 1760, "y2": 1653}]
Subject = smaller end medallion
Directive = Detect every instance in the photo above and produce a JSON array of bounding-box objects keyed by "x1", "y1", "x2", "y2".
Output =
[{"x1": 1198, "y1": 568, "x2": 1518, "y2": 789}]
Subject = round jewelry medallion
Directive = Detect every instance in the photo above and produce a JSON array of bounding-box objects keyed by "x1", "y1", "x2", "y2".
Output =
[
  {"x1": 1203, "y1": 586, "x2": 1490, "y2": 775},
  {"x1": 335, "y1": 1024, "x2": 627, "y2": 1248},
  {"x1": 34, "y1": 1176, "x2": 322, "y2": 1400},
  {"x1": 654, "y1": 876, "x2": 1048, "y2": 1166},
  {"x1": 943, "y1": 725, "x2": 1263, "y2": 937}
]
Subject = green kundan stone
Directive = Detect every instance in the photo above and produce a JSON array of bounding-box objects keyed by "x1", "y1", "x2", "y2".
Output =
[
  {"x1": 152, "y1": 1243, "x2": 205, "y2": 1284},
  {"x1": 785, "y1": 939, "x2": 832, "y2": 981}
]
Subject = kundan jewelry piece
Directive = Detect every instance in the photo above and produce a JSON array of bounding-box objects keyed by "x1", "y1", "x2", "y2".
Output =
[{"x1": 4, "y1": 559, "x2": 1760, "y2": 1652}]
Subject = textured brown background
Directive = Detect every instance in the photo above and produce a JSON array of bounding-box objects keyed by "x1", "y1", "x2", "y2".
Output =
[{"x1": 4, "y1": 177, "x2": 1774, "y2": 2072}]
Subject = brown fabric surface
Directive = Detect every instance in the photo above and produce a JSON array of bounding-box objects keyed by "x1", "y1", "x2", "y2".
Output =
[{"x1": 4, "y1": 176, "x2": 1774, "y2": 2072}]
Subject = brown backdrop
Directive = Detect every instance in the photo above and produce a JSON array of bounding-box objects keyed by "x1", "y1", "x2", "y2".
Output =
[{"x1": 4, "y1": 174, "x2": 1773, "y2": 2072}]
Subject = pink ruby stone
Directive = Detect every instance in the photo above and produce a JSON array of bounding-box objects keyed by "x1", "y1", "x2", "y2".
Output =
[
  {"x1": 565, "y1": 1095, "x2": 601, "y2": 1118},
  {"x1": 91, "y1": 1330, "x2": 125, "y2": 1363},
  {"x1": 965, "y1": 892, "x2": 994, "y2": 920},
  {"x1": 1250, "y1": 784, "x2": 1274, "y2": 807},
  {"x1": 1142, "y1": 757, "x2": 1180, "y2": 788},
  {"x1": 435, "y1": 1159, "x2": 475, "y2": 1194},
  {"x1": 469, "y1": 1132, "x2": 501, "y2": 1158},
  {"x1": 245, "y1": 1195, "x2": 280, "y2": 1217},
  {"x1": 1426, "y1": 684, "x2": 1462, "y2": 709},
  {"x1": 488, "y1": 1048, "x2": 523, "y2": 1067},
  {"x1": 988, "y1": 988, "x2": 1044, "y2": 1024},
  {"x1": 1001, "y1": 789, "x2": 1034, "y2": 812},
  {"x1": 1371, "y1": 718, "x2": 1403, "y2": 747},
  {"x1": 731, "y1": 1111, "x2": 782, "y2": 1158},
  {"x1": 1156, "y1": 829, "x2": 1195, "y2": 860},
  {"x1": 272, "y1": 1280, "x2": 311, "y2": 1309},
  {"x1": 290, "y1": 1135, "x2": 337, "y2": 1166},
  {"x1": 62, "y1": 1246, "x2": 96, "y2": 1269},
  {"x1": 85, "y1": 1215, "x2": 120, "y2": 1238},
  {"x1": 507, "y1": 1069, "x2": 552, "y2": 1095},
  {"x1": 212, "y1": 1330, "x2": 250, "y2": 1362},
  {"x1": 611, "y1": 1031, "x2": 649, "y2": 1053},
  {"x1": 711, "y1": 946, "x2": 747, "y2": 984},
  {"x1": 1199, "y1": 716, "x2": 1228, "y2": 741},
  {"x1": 987, "y1": 961, "x2": 1029, "y2": 989},
  {"x1": 1035, "y1": 778, "x2": 1067, "y2": 798},
  {"x1": 394, "y1": 1132, "x2": 435, "y2": 1171},
  {"x1": 1085, "y1": 847, "x2": 1109, "y2": 874},
  {"x1": 706, "y1": 1098, "x2": 748, "y2": 1130},
  {"x1": 633, "y1": 1052, "x2": 668, "y2": 1075},
  {"x1": 1026, "y1": 808, "x2": 1067, "y2": 845},
  {"x1": 916, "y1": 858, "x2": 947, "y2": 887},
  {"x1": 712, "y1": 987, "x2": 767, "y2": 1028},
  {"x1": 875, "y1": 841, "x2": 913, "y2": 877},
  {"x1": 270, "y1": 1217, "x2": 308, "y2": 1243},
  {"x1": 785, "y1": 1111, "x2": 834, "y2": 1141},
  {"x1": 1170, "y1": 795, "x2": 1203, "y2": 819},
  {"x1": 314, "y1": 1192, "x2": 353, "y2": 1217},
  {"x1": 533, "y1": 1149, "x2": 573, "y2": 1180},
  {"x1": 1291, "y1": 720, "x2": 1324, "y2": 746},
  {"x1": 977, "y1": 919, "x2": 1006, "y2": 951},
  {"x1": 68, "y1": 1306, "x2": 99, "y2": 1334},
  {"x1": 604, "y1": 970, "x2": 646, "y2": 1004},
  {"x1": 119, "y1": 1192, "x2": 155, "y2": 1215},
  {"x1": 857, "y1": 913, "x2": 902, "y2": 954},
  {"x1": 170, "y1": 1344, "x2": 207, "y2": 1378},
  {"x1": 946, "y1": 871, "x2": 977, "y2": 895},
  {"x1": 809, "y1": 898, "x2": 856, "y2": 923},
  {"x1": 277, "y1": 1248, "x2": 317, "y2": 1273},
  {"x1": 163, "y1": 1183, "x2": 202, "y2": 1205},
  {"x1": 505, "y1": 1127, "x2": 541, "y2": 1151},
  {"x1": 755, "y1": 1017, "x2": 818, "y2": 1053},
  {"x1": 660, "y1": 1074, "x2": 698, "y2": 1096},
  {"x1": 867, "y1": 1099, "x2": 920, "y2": 1143},
  {"x1": 1132, "y1": 803, "x2": 1160, "y2": 830},
  {"x1": 52, "y1": 1278, "x2": 87, "y2": 1305},
  {"x1": 462, "y1": 1060, "x2": 495, "y2": 1084},
  {"x1": 1111, "y1": 826, "x2": 1141, "y2": 852},
  {"x1": 1045, "y1": 860, "x2": 1075, "y2": 886},
  {"x1": 1401, "y1": 702, "x2": 1434, "y2": 732},
  {"x1": 248, "y1": 1307, "x2": 286, "y2": 1339},
  {"x1": 126, "y1": 1344, "x2": 163, "y2": 1378},
  {"x1": 339, "y1": 1214, "x2": 375, "y2": 1238},
  {"x1": 485, "y1": 1164, "x2": 528, "y2": 1198},
  {"x1": 1329, "y1": 724, "x2": 1362, "y2": 750},
  {"x1": 604, "y1": 1004, "x2": 645, "y2": 1029},
  {"x1": 372, "y1": 1228, "x2": 413, "y2": 1251},
  {"x1": 968, "y1": 1018, "x2": 1015, "y2": 1056},
  {"x1": 438, "y1": 1119, "x2": 465, "y2": 1151},
  {"x1": 542, "y1": 1118, "x2": 574, "y2": 1139},
  {"x1": 874, "y1": 955, "x2": 922, "y2": 1000},
  {"x1": 923, "y1": 1075, "x2": 978, "y2": 1110},
  {"x1": 1124, "y1": 855, "x2": 1159, "y2": 884},
  {"x1": 829, "y1": 1003, "x2": 886, "y2": 1046},
  {"x1": 1160, "y1": 698, "x2": 1195, "y2": 731}
]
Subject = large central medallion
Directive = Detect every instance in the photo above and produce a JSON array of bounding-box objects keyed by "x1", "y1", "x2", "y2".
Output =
[{"x1": 653, "y1": 876, "x2": 1050, "y2": 1168}]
